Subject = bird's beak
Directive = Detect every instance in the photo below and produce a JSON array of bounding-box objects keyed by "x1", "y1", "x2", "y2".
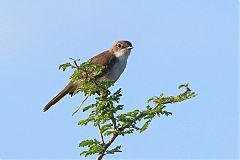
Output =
[{"x1": 127, "y1": 46, "x2": 134, "y2": 50}]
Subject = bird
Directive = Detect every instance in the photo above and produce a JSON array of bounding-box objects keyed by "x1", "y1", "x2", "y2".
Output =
[{"x1": 43, "y1": 40, "x2": 133, "y2": 112}]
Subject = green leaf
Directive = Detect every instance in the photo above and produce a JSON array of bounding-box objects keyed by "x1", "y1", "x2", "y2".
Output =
[
  {"x1": 100, "y1": 123, "x2": 112, "y2": 134},
  {"x1": 121, "y1": 129, "x2": 134, "y2": 135},
  {"x1": 178, "y1": 83, "x2": 190, "y2": 89},
  {"x1": 79, "y1": 139, "x2": 100, "y2": 147},
  {"x1": 78, "y1": 115, "x2": 95, "y2": 126},
  {"x1": 103, "y1": 130, "x2": 118, "y2": 136},
  {"x1": 178, "y1": 84, "x2": 186, "y2": 89},
  {"x1": 80, "y1": 144, "x2": 104, "y2": 157},
  {"x1": 161, "y1": 110, "x2": 172, "y2": 116},
  {"x1": 139, "y1": 120, "x2": 151, "y2": 133},
  {"x1": 59, "y1": 62, "x2": 71, "y2": 71},
  {"x1": 106, "y1": 145, "x2": 122, "y2": 154},
  {"x1": 83, "y1": 104, "x2": 95, "y2": 112}
]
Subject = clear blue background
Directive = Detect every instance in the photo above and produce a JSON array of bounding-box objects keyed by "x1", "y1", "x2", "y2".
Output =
[{"x1": 0, "y1": 0, "x2": 238, "y2": 159}]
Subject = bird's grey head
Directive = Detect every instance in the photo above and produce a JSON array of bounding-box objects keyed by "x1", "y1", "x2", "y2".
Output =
[{"x1": 110, "y1": 40, "x2": 133, "y2": 57}]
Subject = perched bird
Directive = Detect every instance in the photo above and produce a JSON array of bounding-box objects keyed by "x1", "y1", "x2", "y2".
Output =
[{"x1": 43, "y1": 40, "x2": 133, "y2": 112}]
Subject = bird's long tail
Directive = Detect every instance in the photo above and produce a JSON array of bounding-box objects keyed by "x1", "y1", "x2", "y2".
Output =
[{"x1": 43, "y1": 82, "x2": 74, "y2": 112}]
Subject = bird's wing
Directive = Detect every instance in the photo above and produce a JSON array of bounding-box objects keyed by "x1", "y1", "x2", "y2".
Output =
[
  {"x1": 71, "y1": 50, "x2": 116, "y2": 96},
  {"x1": 90, "y1": 50, "x2": 117, "y2": 78}
]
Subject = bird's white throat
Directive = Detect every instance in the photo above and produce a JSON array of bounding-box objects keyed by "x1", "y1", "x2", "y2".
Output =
[
  {"x1": 114, "y1": 49, "x2": 131, "y2": 58},
  {"x1": 107, "y1": 49, "x2": 130, "y2": 81}
]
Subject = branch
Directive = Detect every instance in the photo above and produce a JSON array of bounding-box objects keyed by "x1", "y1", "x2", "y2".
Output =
[
  {"x1": 119, "y1": 99, "x2": 173, "y2": 131},
  {"x1": 96, "y1": 133, "x2": 118, "y2": 160},
  {"x1": 96, "y1": 111, "x2": 148, "y2": 160},
  {"x1": 96, "y1": 87, "x2": 196, "y2": 159},
  {"x1": 96, "y1": 112, "x2": 118, "y2": 159},
  {"x1": 119, "y1": 112, "x2": 145, "y2": 131}
]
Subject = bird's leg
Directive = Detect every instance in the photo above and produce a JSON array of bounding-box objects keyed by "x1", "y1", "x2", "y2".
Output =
[
  {"x1": 91, "y1": 79, "x2": 111, "y2": 97},
  {"x1": 96, "y1": 88, "x2": 110, "y2": 97},
  {"x1": 96, "y1": 91, "x2": 101, "y2": 96},
  {"x1": 104, "y1": 88, "x2": 111, "y2": 95}
]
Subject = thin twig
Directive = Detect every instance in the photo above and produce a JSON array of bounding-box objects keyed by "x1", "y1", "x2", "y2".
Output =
[
  {"x1": 97, "y1": 124, "x2": 105, "y2": 145},
  {"x1": 69, "y1": 63, "x2": 77, "y2": 69},
  {"x1": 72, "y1": 95, "x2": 89, "y2": 116},
  {"x1": 73, "y1": 60, "x2": 79, "y2": 68}
]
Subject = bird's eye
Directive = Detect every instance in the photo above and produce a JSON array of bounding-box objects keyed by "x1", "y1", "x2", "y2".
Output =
[{"x1": 117, "y1": 44, "x2": 122, "y2": 48}]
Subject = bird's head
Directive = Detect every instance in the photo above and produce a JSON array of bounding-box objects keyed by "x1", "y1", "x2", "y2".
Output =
[{"x1": 110, "y1": 40, "x2": 133, "y2": 57}]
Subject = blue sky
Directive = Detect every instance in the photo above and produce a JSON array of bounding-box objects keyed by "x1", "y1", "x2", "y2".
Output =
[{"x1": 0, "y1": 0, "x2": 238, "y2": 159}]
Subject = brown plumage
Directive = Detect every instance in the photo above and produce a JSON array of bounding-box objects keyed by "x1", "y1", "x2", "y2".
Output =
[
  {"x1": 43, "y1": 81, "x2": 74, "y2": 112},
  {"x1": 43, "y1": 40, "x2": 133, "y2": 112}
]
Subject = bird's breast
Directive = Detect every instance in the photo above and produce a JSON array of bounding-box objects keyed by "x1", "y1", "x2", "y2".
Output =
[{"x1": 106, "y1": 55, "x2": 128, "y2": 81}]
